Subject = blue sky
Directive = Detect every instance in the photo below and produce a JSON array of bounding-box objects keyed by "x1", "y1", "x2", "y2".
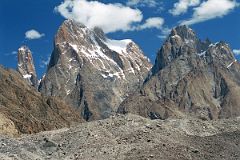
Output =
[{"x1": 0, "y1": 0, "x2": 240, "y2": 78}]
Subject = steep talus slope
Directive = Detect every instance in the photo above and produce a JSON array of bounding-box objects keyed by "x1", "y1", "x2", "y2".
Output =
[
  {"x1": 119, "y1": 25, "x2": 240, "y2": 120},
  {"x1": 0, "y1": 114, "x2": 239, "y2": 160},
  {"x1": 17, "y1": 46, "x2": 38, "y2": 88},
  {"x1": 0, "y1": 66, "x2": 83, "y2": 136},
  {"x1": 39, "y1": 19, "x2": 152, "y2": 121}
]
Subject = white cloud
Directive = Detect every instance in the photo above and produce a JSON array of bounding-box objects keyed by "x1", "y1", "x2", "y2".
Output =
[
  {"x1": 169, "y1": 0, "x2": 200, "y2": 16},
  {"x1": 233, "y1": 49, "x2": 240, "y2": 55},
  {"x1": 138, "y1": 17, "x2": 164, "y2": 30},
  {"x1": 11, "y1": 51, "x2": 17, "y2": 55},
  {"x1": 126, "y1": 0, "x2": 158, "y2": 8},
  {"x1": 157, "y1": 35, "x2": 166, "y2": 39},
  {"x1": 181, "y1": 0, "x2": 239, "y2": 25},
  {"x1": 4, "y1": 51, "x2": 18, "y2": 56},
  {"x1": 25, "y1": 29, "x2": 45, "y2": 40},
  {"x1": 157, "y1": 27, "x2": 171, "y2": 39},
  {"x1": 40, "y1": 56, "x2": 51, "y2": 68},
  {"x1": 55, "y1": 0, "x2": 143, "y2": 33}
]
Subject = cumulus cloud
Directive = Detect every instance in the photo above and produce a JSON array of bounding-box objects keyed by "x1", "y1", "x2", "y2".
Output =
[
  {"x1": 55, "y1": 0, "x2": 143, "y2": 33},
  {"x1": 233, "y1": 49, "x2": 240, "y2": 55},
  {"x1": 40, "y1": 56, "x2": 51, "y2": 68},
  {"x1": 169, "y1": 0, "x2": 200, "y2": 16},
  {"x1": 25, "y1": 29, "x2": 45, "y2": 40},
  {"x1": 157, "y1": 27, "x2": 171, "y2": 39},
  {"x1": 138, "y1": 17, "x2": 164, "y2": 30},
  {"x1": 126, "y1": 0, "x2": 158, "y2": 8},
  {"x1": 4, "y1": 51, "x2": 18, "y2": 56},
  {"x1": 11, "y1": 51, "x2": 17, "y2": 55},
  {"x1": 181, "y1": 0, "x2": 239, "y2": 25}
]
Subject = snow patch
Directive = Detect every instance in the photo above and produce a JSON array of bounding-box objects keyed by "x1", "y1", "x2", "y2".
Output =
[
  {"x1": 198, "y1": 51, "x2": 206, "y2": 57},
  {"x1": 105, "y1": 39, "x2": 132, "y2": 54},
  {"x1": 69, "y1": 44, "x2": 79, "y2": 53},
  {"x1": 18, "y1": 47, "x2": 27, "y2": 52},
  {"x1": 38, "y1": 74, "x2": 45, "y2": 85},
  {"x1": 66, "y1": 89, "x2": 71, "y2": 95},
  {"x1": 227, "y1": 59, "x2": 237, "y2": 69},
  {"x1": 171, "y1": 35, "x2": 181, "y2": 39},
  {"x1": 101, "y1": 74, "x2": 108, "y2": 79},
  {"x1": 127, "y1": 67, "x2": 135, "y2": 74},
  {"x1": 185, "y1": 39, "x2": 194, "y2": 44},
  {"x1": 209, "y1": 42, "x2": 219, "y2": 47},
  {"x1": 101, "y1": 70, "x2": 126, "y2": 79},
  {"x1": 68, "y1": 65, "x2": 73, "y2": 70},
  {"x1": 147, "y1": 58, "x2": 151, "y2": 63},
  {"x1": 23, "y1": 74, "x2": 32, "y2": 79}
]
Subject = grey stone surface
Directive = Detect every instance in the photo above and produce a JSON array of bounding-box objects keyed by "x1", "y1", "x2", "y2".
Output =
[{"x1": 0, "y1": 114, "x2": 240, "y2": 160}]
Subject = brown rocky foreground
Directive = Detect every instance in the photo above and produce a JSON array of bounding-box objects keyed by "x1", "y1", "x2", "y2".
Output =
[{"x1": 0, "y1": 66, "x2": 83, "y2": 136}]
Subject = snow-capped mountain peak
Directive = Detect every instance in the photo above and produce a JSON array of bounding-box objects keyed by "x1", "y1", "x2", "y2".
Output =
[{"x1": 39, "y1": 19, "x2": 152, "y2": 120}]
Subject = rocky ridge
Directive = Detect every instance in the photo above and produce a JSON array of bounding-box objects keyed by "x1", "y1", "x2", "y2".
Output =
[
  {"x1": 39, "y1": 19, "x2": 152, "y2": 121},
  {"x1": 0, "y1": 65, "x2": 83, "y2": 136},
  {"x1": 119, "y1": 25, "x2": 240, "y2": 120}
]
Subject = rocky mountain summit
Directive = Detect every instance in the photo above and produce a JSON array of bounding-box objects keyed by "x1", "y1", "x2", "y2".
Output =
[
  {"x1": 17, "y1": 46, "x2": 38, "y2": 88},
  {"x1": 0, "y1": 114, "x2": 240, "y2": 160},
  {"x1": 119, "y1": 25, "x2": 240, "y2": 120},
  {"x1": 39, "y1": 19, "x2": 152, "y2": 121},
  {"x1": 0, "y1": 66, "x2": 83, "y2": 136}
]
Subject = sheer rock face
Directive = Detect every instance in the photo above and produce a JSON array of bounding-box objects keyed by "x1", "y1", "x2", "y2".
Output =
[
  {"x1": 119, "y1": 25, "x2": 240, "y2": 120},
  {"x1": 17, "y1": 46, "x2": 38, "y2": 88},
  {"x1": 0, "y1": 66, "x2": 83, "y2": 136},
  {"x1": 39, "y1": 20, "x2": 152, "y2": 121}
]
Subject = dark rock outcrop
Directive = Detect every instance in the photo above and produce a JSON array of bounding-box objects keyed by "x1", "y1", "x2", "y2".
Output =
[
  {"x1": 39, "y1": 20, "x2": 152, "y2": 121},
  {"x1": 119, "y1": 25, "x2": 240, "y2": 120}
]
